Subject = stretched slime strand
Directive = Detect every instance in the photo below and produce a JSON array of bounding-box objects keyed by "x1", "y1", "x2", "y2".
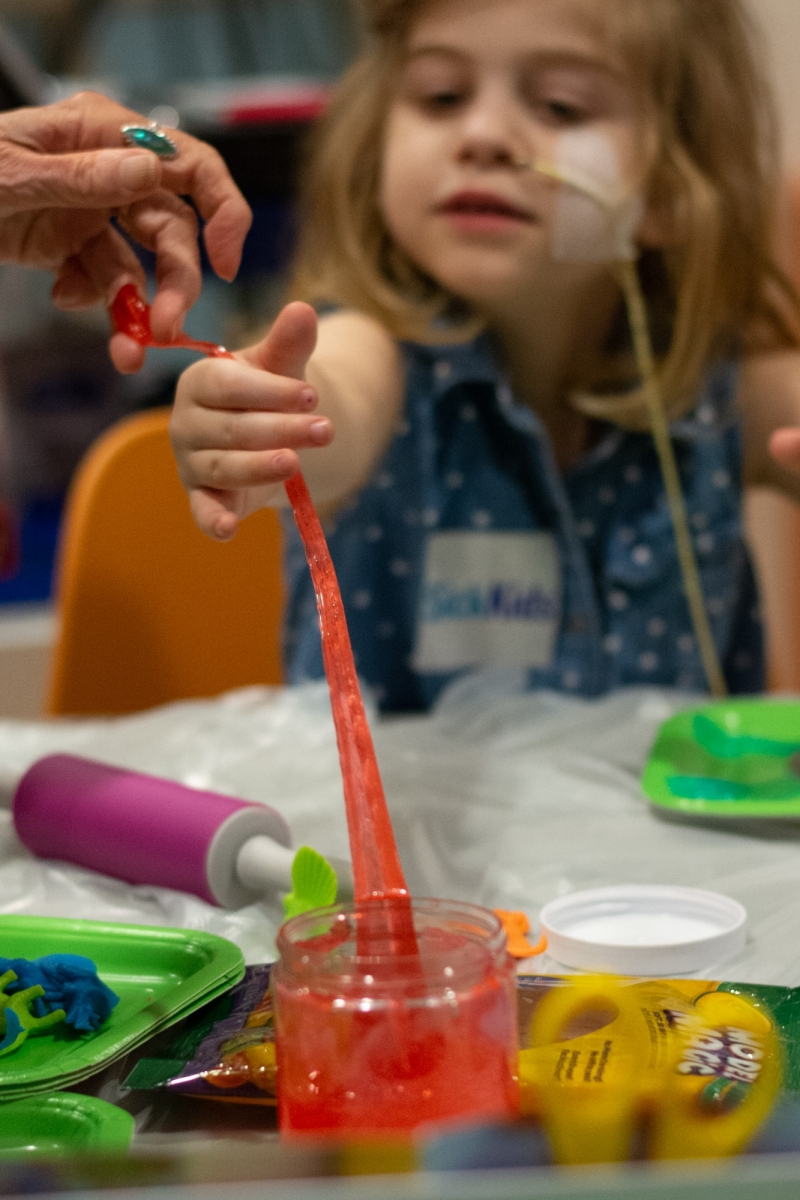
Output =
[{"x1": 111, "y1": 285, "x2": 412, "y2": 910}]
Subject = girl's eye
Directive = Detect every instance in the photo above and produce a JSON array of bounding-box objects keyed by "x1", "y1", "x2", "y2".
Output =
[
  {"x1": 542, "y1": 98, "x2": 585, "y2": 125},
  {"x1": 420, "y1": 89, "x2": 466, "y2": 112}
]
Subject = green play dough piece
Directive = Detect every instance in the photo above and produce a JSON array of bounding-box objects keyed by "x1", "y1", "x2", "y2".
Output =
[{"x1": 283, "y1": 847, "x2": 338, "y2": 920}]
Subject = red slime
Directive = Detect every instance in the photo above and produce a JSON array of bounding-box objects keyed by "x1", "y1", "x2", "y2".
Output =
[
  {"x1": 274, "y1": 915, "x2": 519, "y2": 1135},
  {"x1": 111, "y1": 288, "x2": 519, "y2": 1137},
  {"x1": 111, "y1": 285, "x2": 411, "y2": 908}
]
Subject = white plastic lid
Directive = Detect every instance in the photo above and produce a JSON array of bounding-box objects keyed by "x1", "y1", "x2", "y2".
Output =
[{"x1": 539, "y1": 885, "x2": 746, "y2": 976}]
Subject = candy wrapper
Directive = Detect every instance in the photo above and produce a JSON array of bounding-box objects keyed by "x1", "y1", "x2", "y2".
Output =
[{"x1": 125, "y1": 965, "x2": 277, "y2": 1104}]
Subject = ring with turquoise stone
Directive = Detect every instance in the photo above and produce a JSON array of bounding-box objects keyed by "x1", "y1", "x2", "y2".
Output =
[{"x1": 121, "y1": 122, "x2": 178, "y2": 159}]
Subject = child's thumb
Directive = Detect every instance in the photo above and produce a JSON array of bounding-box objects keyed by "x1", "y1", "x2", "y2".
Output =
[{"x1": 242, "y1": 301, "x2": 317, "y2": 380}]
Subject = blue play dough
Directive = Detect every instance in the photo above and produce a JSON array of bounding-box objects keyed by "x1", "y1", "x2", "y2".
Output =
[{"x1": 0, "y1": 954, "x2": 119, "y2": 1032}]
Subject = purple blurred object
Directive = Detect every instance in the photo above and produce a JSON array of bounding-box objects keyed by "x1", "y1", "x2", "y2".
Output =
[{"x1": 13, "y1": 754, "x2": 292, "y2": 908}]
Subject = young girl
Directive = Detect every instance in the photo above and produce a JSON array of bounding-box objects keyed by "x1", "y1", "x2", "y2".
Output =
[{"x1": 169, "y1": 0, "x2": 800, "y2": 713}]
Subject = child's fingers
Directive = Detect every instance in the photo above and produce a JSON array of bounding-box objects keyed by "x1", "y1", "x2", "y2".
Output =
[
  {"x1": 179, "y1": 356, "x2": 318, "y2": 413},
  {"x1": 189, "y1": 487, "x2": 242, "y2": 542},
  {"x1": 240, "y1": 301, "x2": 318, "y2": 380},
  {"x1": 180, "y1": 408, "x2": 333, "y2": 454},
  {"x1": 769, "y1": 427, "x2": 800, "y2": 472},
  {"x1": 184, "y1": 447, "x2": 301, "y2": 491}
]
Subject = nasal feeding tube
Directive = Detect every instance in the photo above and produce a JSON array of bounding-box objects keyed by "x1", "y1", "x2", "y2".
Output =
[{"x1": 526, "y1": 130, "x2": 727, "y2": 698}]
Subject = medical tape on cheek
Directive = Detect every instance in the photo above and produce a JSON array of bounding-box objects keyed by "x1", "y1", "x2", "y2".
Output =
[{"x1": 538, "y1": 127, "x2": 643, "y2": 263}]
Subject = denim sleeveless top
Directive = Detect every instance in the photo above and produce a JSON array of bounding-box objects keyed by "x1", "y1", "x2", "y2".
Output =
[{"x1": 282, "y1": 335, "x2": 763, "y2": 712}]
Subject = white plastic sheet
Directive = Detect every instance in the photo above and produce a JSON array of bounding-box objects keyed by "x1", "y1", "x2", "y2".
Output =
[{"x1": 0, "y1": 677, "x2": 799, "y2": 983}]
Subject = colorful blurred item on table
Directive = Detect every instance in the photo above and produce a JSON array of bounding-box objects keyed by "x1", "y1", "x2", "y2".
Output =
[
  {"x1": 519, "y1": 976, "x2": 782, "y2": 1164},
  {"x1": 642, "y1": 699, "x2": 800, "y2": 816},
  {"x1": 0, "y1": 953, "x2": 120, "y2": 1056},
  {"x1": 493, "y1": 909, "x2": 547, "y2": 959},
  {"x1": 127, "y1": 968, "x2": 787, "y2": 1163},
  {"x1": 0, "y1": 1094, "x2": 134, "y2": 1158},
  {"x1": 12, "y1": 753, "x2": 301, "y2": 909},
  {"x1": 0, "y1": 914, "x2": 243, "y2": 1103}
]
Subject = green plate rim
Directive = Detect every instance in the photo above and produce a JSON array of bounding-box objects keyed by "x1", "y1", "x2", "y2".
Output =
[
  {"x1": 642, "y1": 698, "x2": 800, "y2": 818},
  {"x1": 0, "y1": 1091, "x2": 134, "y2": 1154},
  {"x1": 0, "y1": 915, "x2": 244, "y2": 1090}
]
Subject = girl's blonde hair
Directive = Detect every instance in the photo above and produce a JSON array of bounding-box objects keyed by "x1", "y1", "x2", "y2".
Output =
[{"x1": 288, "y1": 0, "x2": 800, "y2": 427}]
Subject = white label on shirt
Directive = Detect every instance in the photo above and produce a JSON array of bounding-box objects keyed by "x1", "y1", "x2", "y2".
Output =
[{"x1": 411, "y1": 531, "x2": 561, "y2": 673}]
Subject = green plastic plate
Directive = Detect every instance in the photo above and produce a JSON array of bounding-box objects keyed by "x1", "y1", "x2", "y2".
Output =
[
  {"x1": 0, "y1": 1092, "x2": 134, "y2": 1156},
  {"x1": 642, "y1": 699, "x2": 800, "y2": 818},
  {"x1": 0, "y1": 915, "x2": 244, "y2": 1098}
]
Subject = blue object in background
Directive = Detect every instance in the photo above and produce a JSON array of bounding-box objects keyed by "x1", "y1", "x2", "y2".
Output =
[{"x1": 0, "y1": 500, "x2": 62, "y2": 605}]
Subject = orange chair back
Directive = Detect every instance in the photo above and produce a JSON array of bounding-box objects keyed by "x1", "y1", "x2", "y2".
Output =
[{"x1": 46, "y1": 407, "x2": 284, "y2": 715}]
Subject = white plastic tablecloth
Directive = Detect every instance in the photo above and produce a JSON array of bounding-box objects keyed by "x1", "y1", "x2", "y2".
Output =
[{"x1": 0, "y1": 676, "x2": 799, "y2": 985}]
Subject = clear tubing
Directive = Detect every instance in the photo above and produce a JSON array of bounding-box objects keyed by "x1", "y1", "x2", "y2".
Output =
[{"x1": 615, "y1": 260, "x2": 727, "y2": 698}]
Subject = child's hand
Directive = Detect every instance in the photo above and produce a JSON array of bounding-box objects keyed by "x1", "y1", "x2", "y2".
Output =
[
  {"x1": 170, "y1": 301, "x2": 334, "y2": 540},
  {"x1": 769, "y1": 428, "x2": 800, "y2": 477}
]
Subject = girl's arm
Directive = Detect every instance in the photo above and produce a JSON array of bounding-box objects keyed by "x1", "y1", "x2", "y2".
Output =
[
  {"x1": 170, "y1": 302, "x2": 404, "y2": 540},
  {"x1": 740, "y1": 350, "x2": 800, "y2": 501}
]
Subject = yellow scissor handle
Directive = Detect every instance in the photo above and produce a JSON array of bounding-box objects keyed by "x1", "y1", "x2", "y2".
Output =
[{"x1": 524, "y1": 976, "x2": 655, "y2": 1165}]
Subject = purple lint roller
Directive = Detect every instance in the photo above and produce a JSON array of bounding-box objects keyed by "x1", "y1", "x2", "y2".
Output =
[{"x1": 13, "y1": 754, "x2": 297, "y2": 909}]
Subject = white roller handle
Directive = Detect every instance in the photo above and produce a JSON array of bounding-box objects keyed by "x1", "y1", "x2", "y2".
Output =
[
  {"x1": 236, "y1": 835, "x2": 295, "y2": 892},
  {"x1": 235, "y1": 836, "x2": 355, "y2": 901}
]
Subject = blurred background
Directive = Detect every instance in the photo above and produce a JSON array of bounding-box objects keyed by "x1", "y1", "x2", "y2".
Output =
[{"x1": 0, "y1": 0, "x2": 797, "y2": 716}]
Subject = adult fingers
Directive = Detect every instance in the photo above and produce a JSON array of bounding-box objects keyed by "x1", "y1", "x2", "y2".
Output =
[
  {"x1": 108, "y1": 331, "x2": 147, "y2": 374},
  {"x1": 0, "y1": 143, "x2": 162, "y2": 213},
  {"x1": 158, "y1": 143, "x2": 252, "y2": 282},
  {"x1": 0, "y1": 94, "x2": 250, "y2": 280},
  {"x1": 116, "y1": 191, "x2": 202, "y2": 341},
  {"x1": 63, "y1": 222, "x2": 147, "y2": 308},
  {"x1": 240, "y1": 302, "x2": 318, "y2": 380}
]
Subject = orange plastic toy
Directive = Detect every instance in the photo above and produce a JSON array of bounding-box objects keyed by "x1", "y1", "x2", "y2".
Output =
[{"x1": 494, "y1": 909, "x2": 547, "y2": 959}]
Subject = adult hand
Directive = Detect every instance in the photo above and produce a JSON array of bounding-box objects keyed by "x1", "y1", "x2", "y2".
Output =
[{"x1": 0, "y1": 91, "x2": 252, "y2": 371}]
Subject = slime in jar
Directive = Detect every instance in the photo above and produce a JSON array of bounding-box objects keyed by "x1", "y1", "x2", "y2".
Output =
[
  {"x1": 273, "y1": 899, "x2": 519, "y2": 1135},
  {"x1": 111, "y1": 286, "x2": 519, "y2": 1135}
]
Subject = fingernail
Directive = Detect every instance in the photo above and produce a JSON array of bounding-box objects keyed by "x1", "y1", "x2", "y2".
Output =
[
  {"x1": 300, "y1": 388, "x2": 316, "y2": 409},
  {"x1": 310, "y1": 419, "x2": 330, "y2": 443},
  {"x1": 273, "y1": 453, "x2": 290, "y2": 473},
  {"x1": 119, "y1": 153, "x2": 159, "y2": 191}
]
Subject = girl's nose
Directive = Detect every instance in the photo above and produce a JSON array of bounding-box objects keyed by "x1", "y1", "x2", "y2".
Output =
[{"x1": 456, "y1": 90, "x2": 531, "y2": 171}]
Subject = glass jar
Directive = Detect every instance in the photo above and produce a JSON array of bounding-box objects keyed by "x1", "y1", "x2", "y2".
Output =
[{"x1": 273, "y1": 897, "x2": 519, "y2": 1136}]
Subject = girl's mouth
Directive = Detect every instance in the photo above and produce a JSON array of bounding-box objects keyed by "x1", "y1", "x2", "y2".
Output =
[{"x1": 437, "y1": 190, "x2": 535, "y2": 232}]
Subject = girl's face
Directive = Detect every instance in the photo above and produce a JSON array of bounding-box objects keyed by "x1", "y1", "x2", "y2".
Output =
[{"x1": 379, "y1": 0, "x2": 650, "y2": 311}]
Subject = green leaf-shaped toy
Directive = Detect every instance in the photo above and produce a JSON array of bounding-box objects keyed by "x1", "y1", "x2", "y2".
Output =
[
  {"x1": 283, "y1": 847, "x2": 338, "y2": 920},
  {"x1": 0, "y1": 970, "x2": 66, "y2": 1057}
]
